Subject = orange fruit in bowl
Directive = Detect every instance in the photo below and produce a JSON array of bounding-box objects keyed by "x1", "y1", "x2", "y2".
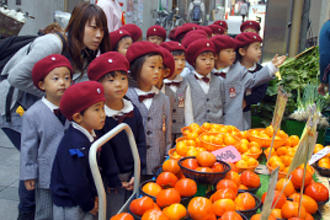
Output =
[
  {"x1": 276, "y1": 178, "x2": 296, "y2": 197},
  {"x1": 236, "y1": 160, "x2": 248, "y2": 169},
  {"x1": 225, "y1": 171, "x2": 241, "y2": 186},
  {"x1": 250, "y1": 145, "x2": 261, "y2": 154},
  {"x1": 176, "y1": 141, "x2": 188, "y2": 156},
  {"x1": 142, "y1": 182, "x2": 162, "y2": 197},
  {"x1": 212, "y1": 199, "x2": 236, "y2": 216},
  {"x1": 313, "y1": 144, "x2": 324, "y2": 154},
  {"x1": 201, "y1": 122, "x2": 211, "y2": 131},
  {"x1": 162, "y1": 159, "x2": 181, "y2": 174},
  {"x1": 246, "y1": 157, "x2": 258, "y2": 167},
  {"x1": 318, "y1": 157, "x2": 330, "y2": 169},
  {"x1": 276, "y1": 147, "x2": 288, "y2": 156},
  {"x1": 280, "y1": 155, "x2": 293, "y2": 167},
  {"x1": 186, "y1": 147, "x2": 198, "y2": 157},
  {"x1": 289, "y1": 135, "x2": 299, "y2": 147},
  {"x1": 163, "y1": 203, "x2": 187, "y2": 220},
  {"x1": 196, "y1": 151, "x2": 216, "y2": 167}
]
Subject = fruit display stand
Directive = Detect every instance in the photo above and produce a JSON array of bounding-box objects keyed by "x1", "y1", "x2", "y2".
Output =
[{"x1": 89, "y1": 123, "x2": 141, "y2": 220}]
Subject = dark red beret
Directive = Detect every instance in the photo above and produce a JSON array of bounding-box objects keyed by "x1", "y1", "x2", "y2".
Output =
[
  {"x1": 126, "y1": 41, "x2": 163, "y2": 63},
  {"x1": 186, "y1": 39, "x2": 215, "y2": 66},
  {"x1": 32, "y1": 54, "x2": 73, "y2": 90},
  {"x1": 160, "y1": 41, "x2": 185, "y2": 53},
  {"x1": 208, "y1": 24, "x2": 225, "y2": 35},
  {"x1": 60, "y1": 81, "x2": 105, "y2": 120},
  {"x1": 198, "y1": 25, "x2": 212, "y2": 37},
  {"x1": 174, "y1": 23, "x2": 199, "y2": 40},
  {"x1": 109, "y1": 29, "x2": 131, "y2": 51},
  {"x1": 146, "y1": 25, "x2": 167, "y2": 40},
  {"x1": 88, "y1": 51, "x2": 129, "y2": 81},
  {"x1": 169, "y1": 27, "x2": 177, "y2": 41},
  {"x1": 240, "y1": 20, "x2": 261, "y2": 33},
  {"x1": 211, "y1": 35, "x2": 238, "y2": 53},
  {"x1": 235, "y1": 32, "x2": 262, "y2": 48},
  {"x1": 159, "y1": 47, "x2": 175, "y2": 79},
  {"x1": 120, "y1": 24, "x2": 142, "y2": 42},
  {"x1": 181, "y1": 32, "x2": 208, "y2": 49},
  {"x1": 213, "y1": 20, "x2": 228, "y2": 30}
]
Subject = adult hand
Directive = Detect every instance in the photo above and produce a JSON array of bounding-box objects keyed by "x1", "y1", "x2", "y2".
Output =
[
  {"x1": 24, "y1": 179, "x2": 35, "y2": 191},
  {"x1": 89, "y1": 197, "x2": 98, "y2": 216},
  {"x1": 122, "y1": 177, "x2": 135, "y2": 191}
]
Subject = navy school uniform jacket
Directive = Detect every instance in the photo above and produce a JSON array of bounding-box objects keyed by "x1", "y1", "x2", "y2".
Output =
[
  {"x1": 243, "y1": 63, "x2": 268, "y2": 112},
  {"x1": 50, "y1": 125, "x2": 97, "y2": 212},
  {"x1": 97, "y1": 104, "x2": 146, "y2": 187}
]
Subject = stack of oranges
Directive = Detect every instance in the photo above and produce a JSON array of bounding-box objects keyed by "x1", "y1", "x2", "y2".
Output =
[{"x1": 314, "y1": 144, "x2": 330, "y2": 169}]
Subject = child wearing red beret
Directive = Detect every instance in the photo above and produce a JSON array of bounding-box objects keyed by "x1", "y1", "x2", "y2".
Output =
[
  {"x1": 157, "y1": 47, "x2": 175, "y2": 90},
  {"x1": 126, "y1": 41, "x2": 172, "y2": 177},
  {"x1": 20, "y1": 54, "x2": 72, "y2": 219},
  {"x1": 235, "y1": 32, "x2": 268, "y2": 130},
  {"x1": 240, "y1": 20, "x2": 261, "y2": 33},
  {"x1": 184, "y1": 39, "x2": 225, "y2": 125},
  {"x1": 146, "y1": 25, "x2": 167, "y2": 45},
  {"x1": 160, "y1": 41, "x2": 194, "y2": 143},
  {"x1": 109, "y1": 29, "x2": 133, "y2": 55},
  {"x1": 51, "y1": 81, "x2": 106, "y2": 219},
  {"x1": 211, "y1": 35, "x2": 286, "y2": 130},
  {"x1": 87, "y1": 51, "x2": 146, "y2": 217},
  {"x1": 213, "y1": 20, "x2": 228, "y2": 34},
  {"x1": 120, "y1": 23, "x2": 143, "y2": 42}
]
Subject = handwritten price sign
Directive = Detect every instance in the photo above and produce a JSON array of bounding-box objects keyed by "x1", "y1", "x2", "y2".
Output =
[{"x1": 212, "y1": 146, "x2": 241, "y2": 163}]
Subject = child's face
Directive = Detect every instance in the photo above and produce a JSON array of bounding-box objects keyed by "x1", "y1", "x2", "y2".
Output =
[
  {"x1": 117, "y1": 36, "x2": 133, "y2": 56},
  {"x1": 244, "y1": 42, "x2": 262, "y2": 64},
  {"x1": 101, "y1": 71, "x2": 128, "y2": 102},
  {"x1": 147, "y1": 36, "x2": 163, "y2": 45},
  {"x1": 139, "y1": 55, "x2": 163, "y2": 88},
  {"x1": 243, "y1": 28, "x2": 258, "y2": 34},
  {"x1": 217, "y1": 48, "x2": 236, "y2": 67},
  {"x1": 173, "y1": 54, "x2": 186, "y2": 78},
  {"x1": 39, "y1": 67, "x2": 71, "y2": 103},
  {"x1": 76, "y1": 101, "x2": 106, "y2": 132},
  {"x1": 195, "y1": 52, "x2": 215, "y2": 76}
]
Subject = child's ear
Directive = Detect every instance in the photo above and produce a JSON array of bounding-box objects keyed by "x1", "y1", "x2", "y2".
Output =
[
  {"x1": 164, "y1": 68, "x2": 171, "y2": 78},
  {"x1": 72, "y1": 113, "x2": 83, "y2": 124},
  {"x1": 238, "y1": 48, "x2": 246, "y2": 56},
  {"x1": 38, "y1": 81, "x2": 45, "y2": 91}
]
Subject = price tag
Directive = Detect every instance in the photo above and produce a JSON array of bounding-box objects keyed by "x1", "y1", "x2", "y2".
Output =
[
  {"x1": 212, "y1": 146, "x2": 241, "y2": 163},
  {"x1": 309, "y1": 147, "x2": 330, "y2": 165}
]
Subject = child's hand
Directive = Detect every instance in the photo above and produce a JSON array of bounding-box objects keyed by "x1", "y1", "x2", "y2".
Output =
[
  {"x1": 271, "y1": 54, "x2": 287, "y2": 68},
  {"x1": 89, "y1": 197, "x2": 98, "y2": 216},
  {"x1": 24, "y1": 179, "x2": 35, "y2": 191},
  {"x1": 122, "y1": 177, "x2": 135, "y2": 191}
]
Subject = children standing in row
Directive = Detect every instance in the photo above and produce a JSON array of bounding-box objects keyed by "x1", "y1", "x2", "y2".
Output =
[
  {"x1": 160, "y1": 41, "x2": 193, "y2": 142},
  {"x1": 20, "y1": 54, "x2": 72, "y2": 220},
  {"x1": 87, "y1": 51, "x2": 146, "y2": 217},
  {"x1": 126, "y1": 41, "x2": 172, "y2": 177},
  {"x1": 211, "y1": 35, "x2": 286, "y2": 130},
  {"x1": 51, "y1": 81, "x2": 106, "y2": 220},
  {"x1": 236, "y1": 32, "x2": 268, "y2": 130}
]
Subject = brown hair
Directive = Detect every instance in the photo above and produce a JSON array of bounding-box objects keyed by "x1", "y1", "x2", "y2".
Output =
[
  {"x1": 65, "y1": 2, "x2": 110, "y2": 72},
  {"x1": 40, "y1": 23, "x2": 64, "y2": 35}
]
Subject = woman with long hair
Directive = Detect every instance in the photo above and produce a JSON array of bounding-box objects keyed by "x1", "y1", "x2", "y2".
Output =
[{"x1": 0, "y1": 3, "x2": 110, "y2": 219}]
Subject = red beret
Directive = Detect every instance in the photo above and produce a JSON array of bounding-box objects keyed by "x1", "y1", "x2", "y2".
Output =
[
  {"x1": 235, "y1": 32, "x2": 262, "y2": 48},
  {"x1": 60, "y1": 81, "x2": 105, "y2": 120},
  {"x1": 146, "y1": 25, "x2": 167, "y2": 40},
  {"x1": 181, "y1": 32, "x2": 208, "y2": 49},
  {"x1": 32, "y1": 54, "x2": 73, "y2": 90},
  {"x1": 211, "y1": 35, "x2": 238, "y2": 53},
  {"x1": 213, "y1": 20, "x2": 228, "y2": 30},
  {"x1": 240, "y1": 20, "x2": 261, "y2": 33},
  {"x1": 208, "y1": 24, "x2": 225, "y2": 35},
  {"x1": 88, "y1": 51, "x2": 129, "y2": 81},
  {"x1": 198, "y1": 25, "x2": 212, "y2": 37},
  {"x1": 174, "y1": 23, "x2": 199, "y2": 40},
  {"x1": 109, "y1": 29, "x2": 131, "y2": 51},
  {"x1": 159, "y1": 47, "x2": 175, "y2": 79},
  {"x1": 126, "y1": 41, "x2": 163, "y2": 63},
  {"x1": 169, "y1": 27, "x2": 177, "y2": 41},
  {"x1": 186, "y1": 39, "x2": 215, "y2": 66},
  {"x1": 160, "y1": 41, "x2": 185, "y2": 53},
  {"x1": 120, "y1": 24, "x2": 142, "y2": 42}
]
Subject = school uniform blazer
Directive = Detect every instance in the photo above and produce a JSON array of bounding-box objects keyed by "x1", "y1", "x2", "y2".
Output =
[
  {"x1": 20, "y1": 100, "x2": 68, "y2": 189},
  {"x1": 223, "y1": 62, "x2": 274, "y2": 130},
  {"x1": 126, "y1": 88, "x2": 172, "y2": 175},
  {"x1": 97, "y1": 105, "x2": 146, "y2": 187},
  {"x1": 50, "y1": 125, "x2": 96, "y2": 212}
]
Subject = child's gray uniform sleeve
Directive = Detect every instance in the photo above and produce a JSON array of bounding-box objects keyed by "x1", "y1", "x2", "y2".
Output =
[
  {"x1": 242, "y1": 62, "x2": 277, "y2": 89},
  {"x1": 20, "y1": 112, "x2": 39, "y2": 181},
  {"x1": 164, "y1": 96, "x2": 172, "y2": 151},
  {"x1": 7, "y1": 34, "x2": 64, "y2": 97}
]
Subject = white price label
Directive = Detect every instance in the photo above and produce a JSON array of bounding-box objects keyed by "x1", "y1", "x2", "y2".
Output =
[{"x1": 309, "y1": 147, "x2": 330, "y2": 165}]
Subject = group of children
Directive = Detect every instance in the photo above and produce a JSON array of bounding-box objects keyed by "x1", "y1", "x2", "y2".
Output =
[{"x1": 19, "y1": 19, "x2": 286, "y2": 219}]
